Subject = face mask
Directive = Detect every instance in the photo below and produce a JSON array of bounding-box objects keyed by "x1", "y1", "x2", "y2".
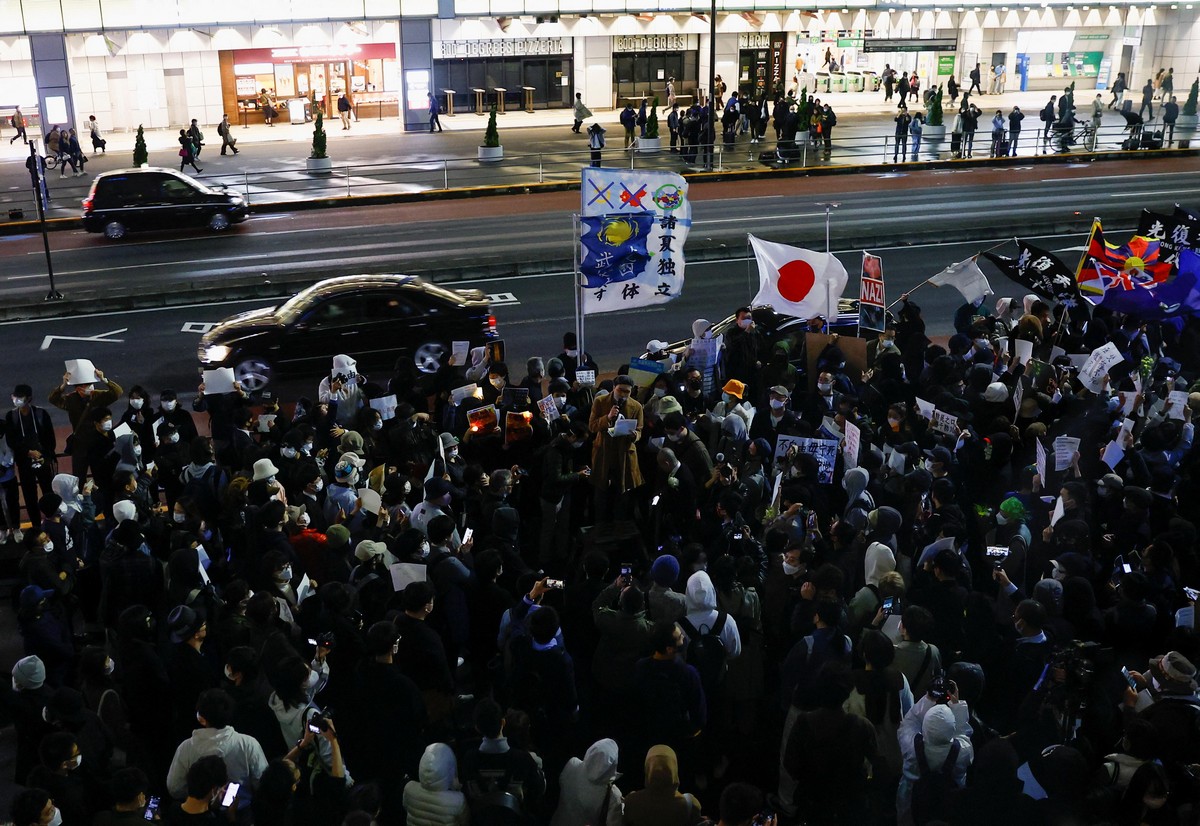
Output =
[
  {"x1": 12, "y1": 397, "x2": 25, "y2": 408},
  {"x1": 279, "y1": 565, "x2": 293, "y2": 581},
  {"x1": 48, "y1": 807, "x2": 63, "y2": 826},
  {"x1": 737, "y1": 318, "x2": 752, "y2": 329},
  {"x1": 80, "y1": 385, "x2": 95, "y2": 396},
  {"x1": 43, "y1": 541, "x2": 54, "y2": 553},
  {"x1": 312, "y1": 478, "x2": 324, "y2": 493},
  {"x1": 1097, "y1": 484, "x2": 1108, "y2": 497},
  {"x1": 297, "y1": 512, "x2": 311, "y2": 527},
  {"x1": 490, "y1": 377, "x2": 506, "y2": 390},
  {"x1": 1052, "y1": 567, "x2": 1067, "y2": 582},
  {"x1": 67, "y1": 754, "x2": 83, "y2": 770},
  {"x1": 782, "y1": 561, "x2": 802, "y2": 576},
  {"x1": 668, "y1": 431, "x2": 684, "y2": 442},
  {"x1": 565, "y1": 349, "x2": 578, "y2": 358},
  {"x1": 130, "y1": 398, "x2": 144, "y2": 410},
  {"x1": 172, "y1": 511, "x2": 186, "y2": 524},
  {"x1": 924, "y1": 459, "x2": 934, "y2": 472},
  {"x1": 888, "y1": 417, "x2": 901, "y2": 428},
  {"x1": 281, "y1": 446, "x2": 298, "y2": 459},
  {"x1": 167, "y1": 432, "x2": 180, "y2": 444},
  {"x1": 770, "y1": 399, "x2": 786, "y2": 411},
  {"x1": 133, "y1": 444, "x2": 143, "y2": 457},
  {"x1": 687, "y1": 379, "x2": 702, "y2": 390},
  {"x1": 420, "y1": 541, "x2": 430, "y2": 557},
  {"x1": 996, "y1": 511, "x2": 1010, "y2": 525},
  {"x1": 553, "y1": 396, "x2": 567, "y2": 408},
  {"x1": 101, "y1": 420, "x2": 113, "y2": 432},
  {"x1": 104, "y1": 658, "x2": 115, "y2": 676},
  {"x1": 303, "y1": 442, "x2": 314, "y2": 455},
  {"x1": 722, "y1": 393, "x2": 735, "y2": 404},
  {"x1": 817, "y1": 382, "x2": 833, "y2": 394},
  {"x1": 162, "y1": 400, "x2": 177, "y2": 411},
  {"x1": 58, "y1": 502, "x2": 68, "y2": 516},
  {"x1": 224, "y1": 665, "x2": 236, "y2": 682},
  {"x1": 653, "y1": 388, "x2": 666, "y2": 398},
  {"x1": 373, "y1": 421, "x2": 383, "y2": 431}
]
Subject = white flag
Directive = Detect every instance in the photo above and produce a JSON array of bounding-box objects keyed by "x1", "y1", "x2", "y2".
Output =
[
  {"x1": 928, "y1": 258, "x2": 993, "y2": 305},
  {"x1": 749, "y1": 235, "x2": 848, "y2": 321}
]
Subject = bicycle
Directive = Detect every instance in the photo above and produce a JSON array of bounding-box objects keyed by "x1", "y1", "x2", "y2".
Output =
[{"x1": 1052, "y1": 118, "x2": 1094, "y2": 153}]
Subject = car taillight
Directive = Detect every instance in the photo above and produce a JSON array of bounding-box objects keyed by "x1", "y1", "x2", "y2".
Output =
[
  {"x1": 81, "y1": 195, "x2": 93, "y2": 212},
  {"x1": 487, "y1": 314, "x2": 497, "y2": 334}
]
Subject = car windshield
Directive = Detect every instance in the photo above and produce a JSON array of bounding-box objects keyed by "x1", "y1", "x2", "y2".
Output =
[{"x1": 171, "y1": 171, "x2": 218, "y2": 195}]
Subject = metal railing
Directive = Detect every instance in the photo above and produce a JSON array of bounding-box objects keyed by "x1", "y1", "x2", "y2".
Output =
[{"x1": 4, "y1": 121, "x2": 1191, "y2": 219}]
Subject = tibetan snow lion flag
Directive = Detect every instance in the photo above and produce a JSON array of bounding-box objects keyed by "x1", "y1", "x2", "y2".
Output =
[
  {"x1": 749, "y1": 236, "x2": 849, "y2": 321},
  {"x1": 1076, "y1": 219, "x2": 1175, "y2": 295},
  {"x1": 579, "y1": 167, "x2": 691, "y2": 315}
]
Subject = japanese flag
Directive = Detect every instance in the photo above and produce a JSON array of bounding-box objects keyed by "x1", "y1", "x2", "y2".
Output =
[{"x1": 750, "y1": 236, "x2": 848, "y2": 321}]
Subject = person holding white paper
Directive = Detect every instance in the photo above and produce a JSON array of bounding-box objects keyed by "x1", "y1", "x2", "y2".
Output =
[
  {"x1": 588, "y1": 376, "x2": 644, "y2": 522},
  {"x1": 50, "y1": 360, "x2": 123, "y2": 481},
  {"x1": 318, "y1": 354, "x2": 366, "y2": 427}
]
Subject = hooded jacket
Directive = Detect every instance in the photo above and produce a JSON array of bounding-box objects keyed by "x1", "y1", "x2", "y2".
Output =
[
  {"x1": 682, "y1": 572, "x2": 742, "y2": 659},
  {"x1": 623, "y1": 745, "x2": 701, "y2": 826},
  {"x1": 847, "y1": 542, "x2": 897, "y2": 629},
  {"x1": 897, "y1": 700, "x2": 974, "y2": 822},
  {"x1": 403, "y1": 743, "x2": 469, "y2": 826},
  {"x1": 550, "y1": 739, "x2": 624, "y2": 826}
]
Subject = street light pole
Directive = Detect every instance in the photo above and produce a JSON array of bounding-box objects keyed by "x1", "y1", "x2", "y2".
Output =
[
  {"x1": 816, "y1": 201, "x2": 839, "y2": 322},
  {"x1": 817, "y1": 201, "x2": 839, "y2": 252},
  {"x1": 27, "y1": 142, "x2": 62, "y2": 301},
  {"x1": 707, "y1": 0, "x2": 716, "y2": 170}
]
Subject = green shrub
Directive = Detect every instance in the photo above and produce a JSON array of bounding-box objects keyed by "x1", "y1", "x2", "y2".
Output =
[
  {"x1": 133, "y1": 124, "x2": 148, "y2": 167},
  {"x1": 484, "y1": 106, "x2": 500, "y2": 147},
  {"x1": 310, "y1": 110, "x2": 327, "y2": 159},
  {"x1": 645, "y1": 97, "x2": 660, "y2": 139},
  {"x1": 927, "y1": 86, "x2": 944, "y2": 126},
  {"x1": 1184, "y1": 78, "x2": 1199, "y2": 117}
]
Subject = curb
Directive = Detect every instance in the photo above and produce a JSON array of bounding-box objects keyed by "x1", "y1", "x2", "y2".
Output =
[{"x1": 4, "y1": 145, "x2": 1196, "y2": 236}]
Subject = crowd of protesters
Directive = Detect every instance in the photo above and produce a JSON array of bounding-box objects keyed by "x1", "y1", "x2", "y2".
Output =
[{"x1": 3, "y1": 287, "x2": 1200, "y2": 826}]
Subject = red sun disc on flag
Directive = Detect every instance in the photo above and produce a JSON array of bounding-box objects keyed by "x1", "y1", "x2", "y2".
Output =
[{"x1": 777, "y1": 260, "x2": 816, "y2": 302}]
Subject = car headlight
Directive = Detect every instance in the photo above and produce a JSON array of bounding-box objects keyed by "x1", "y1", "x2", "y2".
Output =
[
  {"x1": 201, "y1": 344, "x2": 232, "y2": 363},
  {"x1": 230, "y1": 195, "x2": 244, "y2": 205}
]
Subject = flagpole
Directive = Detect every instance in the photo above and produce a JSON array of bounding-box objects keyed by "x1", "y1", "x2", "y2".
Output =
[
  {"x1": 573, "y1": 213, "x2": 585, "y2": 363},
  {"x1": 885, "y1": 280, "x2": 930, "y2": 310},
  {"x1": 746, "y1": 234, "x2": 754, "y2": 301}
]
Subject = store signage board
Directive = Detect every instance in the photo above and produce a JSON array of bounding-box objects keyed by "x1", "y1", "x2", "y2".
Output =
[
  {"x1": 234, "y1": 44, "x2": 396, "y2": 64},
  {"x1": 863, "y1": 38, "x2": 958, "y2": 53}
]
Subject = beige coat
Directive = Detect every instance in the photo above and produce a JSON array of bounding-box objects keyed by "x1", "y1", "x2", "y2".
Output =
[{"x1": 589, "y1": 394, "x2": 644, "y2": 493}]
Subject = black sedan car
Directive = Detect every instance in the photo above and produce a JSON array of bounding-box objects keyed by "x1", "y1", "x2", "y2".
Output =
[
  {"x1": 198, "y1": 274, "x2": 498, "y2": 391},
  {"x1": 82, "y1": 168, "x2": 248, "y2": 240}
]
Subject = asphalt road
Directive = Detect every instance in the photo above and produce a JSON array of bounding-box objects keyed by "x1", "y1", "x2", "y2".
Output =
[
  {"x1": 0, "y1": 158, "x2": 1195, "y2": 311},
  {"x1": 0, "y1": 228, "x2": 1116, "y2": 431}
]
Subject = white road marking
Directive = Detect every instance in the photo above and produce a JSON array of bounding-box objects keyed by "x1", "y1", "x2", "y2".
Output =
[{"x1": 40, "y1": 327, "x2": 127, "y2": 351}]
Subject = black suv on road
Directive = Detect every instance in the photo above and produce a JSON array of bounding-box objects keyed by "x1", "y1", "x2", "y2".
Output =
[
  {"x1": 198, "y1": 274, "x2": 499, "y2": 392},
  {"x1": 82, "y1": 168, "x2": 248, "y2": 240}
]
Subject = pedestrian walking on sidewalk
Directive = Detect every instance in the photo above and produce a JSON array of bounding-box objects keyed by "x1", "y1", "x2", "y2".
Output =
[
  {"x1": 588, "y1": 123, "x2": 605, "y2": 167},
  {"x1": 178, "y1": 129, "x2": 202, "y2": 174},
  {"x1": 893, "y1": 105, "x2": 912, "y2": 162},
  {"x1": 427, "y1": 93, "x2": 443, "y2": 133},
  {"x1": 217, "y1": 114, "x2": 238, "y2": 155},
  {"x1": 1164, "y1": 95, "x2": 1179, "y2": 146},
  {"x1": 572, "y1": 92, "x2": 592, "y2": 134},
  {"x1": 667, "y1": 103, "x2": 680, "y2": 152},
  {"x1": 1040, "y1": 95, "x2": 1057, "y2": 153},
  {"x1": 187, "y1": 119, "x2": 205, "y2": 159},
  {"x1": 620, "y1": 103, "x2": 637, "y2": 149},
  {"x1": 1008, "y1": 106, "x2": 1024, "y2": 156},
  {"x1": 1139, "y1": 80, "x2": 1155, "y2": 120},
  {"x1": 909, "y1": 74, "x2": 920, "y2": 104},
  {"x1": 10, "y1": 106, "x2": 28, "y2": 144},
  {"x1": 947, "y1": 76, "x2": 959, "y2": 104},
  {"x1": 54, "y1": 128, "x2": 78, "y2": 178},
  {"x1": 65, "y1": 128, "x2": 86, "y2": 178},
  {"x1": 882, "y1": 65, "x2": 896, "y2": 101},
  {"x1": 897, "y1": 73, "x2": 910, "y2": 107},
  {"x1": 87, "y1": 116, "x2": 106, "y2": 153},
  {"x1": 1109, "y1": 73, "x2": 1127, "y2": 109},
  {"x1": 994, "y1": 63, "x2": 1007, "y2": 93},
  {"x1": 338, "y1": 93, "x2": 353, "y2": 130},
  {"x1": 968, "y1": 63, "x2": 983, "y2": 96}
]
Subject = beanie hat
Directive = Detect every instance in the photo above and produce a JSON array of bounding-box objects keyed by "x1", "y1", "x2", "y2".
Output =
[
  {"x1": 983, "y1": 382, "x2": 1009, "y2": 403},
  {"x1": 999, "y1": 497, "x2": 1027, "y2": 521},
  {"x1": 650, "y1": 554, "x2": 680, "y2": 587},
  {"x1": 326, "y1": 524, "x2": 351, "y2": 549},
  {"x1": 112, "y1": 500, "x2": 138, "y2": 524},
  {"x1": 12, "y1": 655, "x2": 46, "y2": 690}
]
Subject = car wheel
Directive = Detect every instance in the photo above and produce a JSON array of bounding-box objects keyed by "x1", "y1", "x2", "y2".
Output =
[
  {"x1": 234, "y1": 356, "x2": 273, "y2": 392},
  {"x1": 103, "y1": 221, "x2": 127, "y2": 241},
  {"x1": 413, "y1": 342, "x2": 447, "y2": 374},
  {"x1": 208, "y1": 213, "x2": 231, "y2": 232}
]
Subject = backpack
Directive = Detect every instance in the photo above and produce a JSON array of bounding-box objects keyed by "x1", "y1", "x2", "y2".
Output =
[
  {"x1": 910, "y1": 733, "x2": 960, "y2": 825},
  {"x1": 680, "y1": 612, "x2": 728, "y2": 691},
  {"x1": 9, "y1": 115, "x2": 16, "y2": 127},
  {"x1": 826, "y1": 109, "x2": 837, "y2": 126},
  {"x1": 180, "y1": 464, "x2": 223, "y2": 523}
]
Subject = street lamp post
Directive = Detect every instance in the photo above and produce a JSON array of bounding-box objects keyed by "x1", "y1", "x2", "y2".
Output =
[
  {"x1": 816, "y1": 201, "x2": 839, "y2": 321},
  {"x1": 707, "y1": 0, "x2": 716, "y2": 171},
  {"x1": 27, "y1": 142, "x2": 62, "y2": 301}
]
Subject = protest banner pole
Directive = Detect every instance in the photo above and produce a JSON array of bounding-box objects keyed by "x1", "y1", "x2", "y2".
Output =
[
  {"x1": 885, "y1": 279, "x2": 929, "y2": 310},
  {"x1": 573, "y1": 213, "x2": 586, "y2": 360}
]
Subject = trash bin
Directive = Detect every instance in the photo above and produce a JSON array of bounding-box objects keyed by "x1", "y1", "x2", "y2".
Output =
[
  {"x1": 816, "y1": 72, "x2": 831, "y2": 94},
  {"x1": 847, "y1": 71, "x2": 865, "y2": 92},
  {"x1": 287, "y1": 98, "x2": 310, "y2": 124},
  {"x1": 831, "y1": 72, "x2": 847, "y2": 93}
]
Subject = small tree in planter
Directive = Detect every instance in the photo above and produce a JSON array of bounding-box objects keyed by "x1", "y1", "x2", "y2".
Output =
[
  {"x1": 479, "y1": 105, "x2": 503, "y2": 162},
  {"x1": 1179, "y1": 78, "x2": 1199, "y2": 148},
  {"x1": 923, "y1": 85, "x2": 947, "y2": 158},
  {"x1": 306, "y1": 110, "x2": 332, "y2": 174},
  {"x1": 639, "y1": 97, "x2": 662, "y2": 154},
  {"x1": 133, "y1": 124, "x2": 148, "y2": 167}
]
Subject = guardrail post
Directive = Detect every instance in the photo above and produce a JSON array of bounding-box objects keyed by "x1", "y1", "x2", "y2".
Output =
[
  {"x1": 539, "y1": 154, "x2": 544, "y2": 184},
  {"x1": 443, "y1": 160, "x2": 449, "y2": 190},
  {"x1": 243, "y1": 171, "x2": 251, "y2": 205},
  {"x1": 346, "y1": 166, "x2": 351, "y2": 198}
]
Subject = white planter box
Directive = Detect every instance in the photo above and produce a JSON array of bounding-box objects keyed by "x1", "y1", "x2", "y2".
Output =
[
  {"x1": 305, "y1": 156, "x2": 333, "y2": 175},
  {"x1": 922, "y1": 124, "x2": 946, "y2": 158},
  {"x1": 478, "y1": 145, "x2": 504, "y2": 163},
  {"x1": 637, "y1": 137, "x2": 662, "y2": 154}
]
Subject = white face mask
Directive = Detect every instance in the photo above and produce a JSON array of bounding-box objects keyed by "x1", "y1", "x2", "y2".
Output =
[
  {"x1": 783, "y1": 561, "x2": 802, "y2": 576},
  {"x1": 312, "y1": 478, "x2": 324, "y2": 493},
  {"x1": 58, "y1": 502, "x2": 68, "y2": 516},
  {"x1": 162, "y1": 400, "x2": 177, "y2": 411},
  {"x1": 43, "y1": 541, "x2": 55, "y2": 553},
  {"x1": 104, "y1": 658, "x2": 115, "y2": 676},
  {"x1": 722, "y1": 393, "x2": 736, "y2": 404},
  {"x1": 553, "y1": 396, "x2": 567, "y2": 408},
  {"x1": 817, "y1": 382, "x2": 833, "y2": 394},
  {"x1": 224, "y1": 665, "x2": 236, "y2": 682},
  {"x1": 490, "y1": 377, "x2": 506, "y2": 390},
  {"x1": 303, "y1": 442, "x2": 314, "y2": 455},
  {"x1": 996, "y1": 511, "x2": 1010, "y2": 525},
  {"x1": 173, "y1": 512, "x2": 186, "y2": 524},
  {"x1": 279, "y1": 565, "x2": 293, "y2": 581},
  {"x1": 373, "y1": 421, "x2": 383, "y2": 431},
  {"x1": 48, "y1": 807, "x2": 63, "y2": 826},
  {"x1": 67, "y1": 754, "x2": 82, "y2": 770},
  {"x1": 80, "y1": 385, "x2": 95, "y2": 396},
  {"x1": 101, "y1": 420, "x2": 113, "y2": 432},
  {"x1": 12, "y1": 397, "x2": 25, "y2": 408},
  {"x1": 770, "y1": 398, "x2": 786, "y2": 411},
  {"x1": 133, "y1": 444, "x2": 143, "y2": 457},
  {"x1": 130, "y1": 398, "x2": 144, "y2": 410},
  {"x1": 737, "y1": 318, "x2": 752, "y2": 329},
  {"x1": 168, "y1": 433, "x2": 180, "y2": 444},
  {"x1": 297, "y1": 513, "x2": 310, "y2": 528},
  {"x1": 564, "y1": 349, "x2": 578, "y2": 358},
  {"x1": 653, "y1": 388, "x2": 666, "y2": 398},
  {"x1": 667, "y1": 431, "x2": 684, "y2": 442},
  {"x1": 282, "y1": 446, "x2": 298, "y2": 459}
]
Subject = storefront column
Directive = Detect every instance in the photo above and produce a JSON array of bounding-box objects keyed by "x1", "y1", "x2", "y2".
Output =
[
  {"x1": 401, "y1": 19, "x2": 433, "y2": 132},
  {"x1": 30, "y1": 34, "x2": 75, "y2": 134}
]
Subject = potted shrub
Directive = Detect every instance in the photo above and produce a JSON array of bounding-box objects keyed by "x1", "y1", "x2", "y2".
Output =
[
  {"x1": 638, "y1": 97, "x2": 662, "y2": 153},
  {"x1": 306, "y1": 110, "x2": 332, "y2": 174},
  {"x1": 133, "y1": 124, "x2": 149, "y2": 168},
  {"x1": 1177, "y1": 78, "x2": 1199, "y2": 148},
  {"x1": 922, "y1": 86, "x2": 947, "y2": 158},
  {"x1": 478, "y1": 106, "x2": 503, "y2": 163}
]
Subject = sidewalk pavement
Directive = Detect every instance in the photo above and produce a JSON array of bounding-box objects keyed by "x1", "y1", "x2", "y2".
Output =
[{"x1": 0, "y1": 85, "x2": 1156, "y2": 220}]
